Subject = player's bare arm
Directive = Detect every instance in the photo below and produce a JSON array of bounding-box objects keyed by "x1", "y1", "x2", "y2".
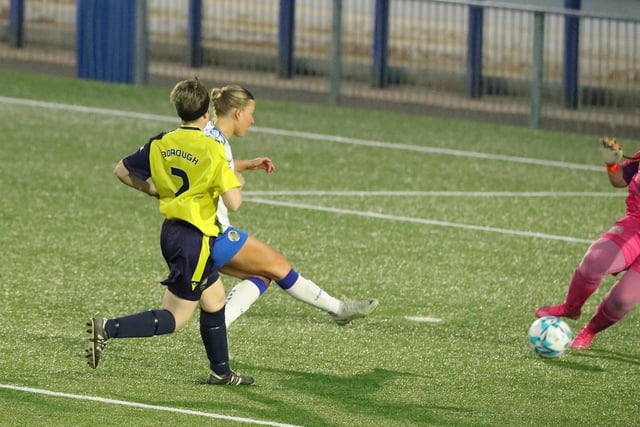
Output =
[
  {"x1": 222, "y1": 186, "x2": 243, "y2": 212},
  {"x1": 235, "y1": 157, "x2": 276, "y2": 173},
  {"x1": 234, "y1": 170, "x2": 246, "y2": 187},
  {"x1": 113, "y1": 160, "x2": 159, "y2": 198}
]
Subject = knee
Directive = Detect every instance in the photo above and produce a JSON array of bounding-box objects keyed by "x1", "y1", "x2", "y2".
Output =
[
  {"x1": 604, "y1": 292, "x2": 635, "y2": 318},
  {"x1": 200, "y1": 280, "x2": 227, "y2": 312},
  {"x1": 202, "y1": 299, "x2": 225, "y2": 314},
  {"x1": 262, "y1": 252, "x2": 291, "y2": 280},
  {"x1": 578, "y1": 252, "x2": 608, "y2": 280},
  {"x1": 167, "y1": 310, "x2": 189, "y2": 332},
  {"x1": 168, "y1": 315, "x2": 187, "y2": 331}
]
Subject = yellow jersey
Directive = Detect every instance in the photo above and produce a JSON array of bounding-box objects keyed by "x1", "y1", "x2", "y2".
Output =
[{"x1": 122, "y1": 126, "x2": 241, "y2": 236}]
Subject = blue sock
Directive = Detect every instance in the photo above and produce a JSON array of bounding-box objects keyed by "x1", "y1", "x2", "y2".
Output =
[
  {"x1": 106, "y1": 309, "x2": 175, "y2": 338},
  {"x1": 199, "y1": 307, "x2": 230, "y2": 376},
  {"x1": 248, "y1": 277, "x2": 269, "y2": 294},
  {"x1": 276, "y1": 269, "x2": 299, "y2": 290}
]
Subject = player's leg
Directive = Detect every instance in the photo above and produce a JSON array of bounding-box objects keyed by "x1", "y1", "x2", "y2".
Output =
[
  {"x1": 218, "y1": 267, "x2": 270, "y2": 327},
  {"x1": 223, "y1": 234, "x2": 378, "y2": 325},
  {"x1": 563, "y1": 237, "x2": 624, "y2": 315},
  {"x1": 572, "y1": 266, "x2": 640, "y2": 349},
  {"x1": 224, "y1": 234, "x2": 341, "y2": 310},
  {"x1": 199, "y1": 277, "x2": 254, "y2": 385},
  {"x1": 213, "y1": 227, "x2": 274, "y2": 326},
  {"x1": 85, "y1": 296, "x2": 182, "y2": 369},
  {"x1": 160, "y1": 289, "x2": 199, "y2": 330},
  {"x1": 536, "y1": 233, "x2": 629, "y2": 319},
  {"x1": 86, "y1": 219, "x2": 210, "y2": 370}
]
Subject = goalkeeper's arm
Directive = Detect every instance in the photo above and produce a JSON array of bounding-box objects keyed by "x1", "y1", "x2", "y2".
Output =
[
  {"x1": 600, "y1": 138, "x2": 627, "y2": 188},
  {"x1": 607, "y1": 165, "x2": 627, "y2": 188}
]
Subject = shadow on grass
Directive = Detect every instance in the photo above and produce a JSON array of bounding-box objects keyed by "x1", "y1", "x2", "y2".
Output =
[
  {"x1": 187, "y1": 364, "x2": 485, "y2": 427},
  {"x1": 545, "y1": 348, "x2": 640, "y2": 372},
  {"x1": 543, "y1": 358, "x2": 606, "y2": 372},
  {"x1": 570, "y1": 348, "x2": 640, "y2": 366}
]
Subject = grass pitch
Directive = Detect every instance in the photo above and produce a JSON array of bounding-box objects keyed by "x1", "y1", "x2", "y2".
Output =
[{"x1": 0, "y1": 70, "x2": 639, "y2": 427}]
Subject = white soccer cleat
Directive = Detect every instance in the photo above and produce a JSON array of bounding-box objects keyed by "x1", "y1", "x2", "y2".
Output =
[{"x1": 330, "y1": 298, "x2": 379, "y2": 326}]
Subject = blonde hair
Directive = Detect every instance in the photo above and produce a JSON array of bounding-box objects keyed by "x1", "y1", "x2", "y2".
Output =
[
  {"x1": 209, "y1": 85, "x2": 255, "y2": 120},
  {"x1": 170, "y1": 77, "x2": 210, "y2": 122}
]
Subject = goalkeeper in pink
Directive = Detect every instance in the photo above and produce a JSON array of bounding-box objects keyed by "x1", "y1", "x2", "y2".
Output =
[{"x1": 536, "y1": 138, "x2": 640, "y2": 350}]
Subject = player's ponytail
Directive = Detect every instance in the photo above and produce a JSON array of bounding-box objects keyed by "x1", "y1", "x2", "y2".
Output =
[{"x1": 209, "y1": 85, "x2": 254, "y2": 120}]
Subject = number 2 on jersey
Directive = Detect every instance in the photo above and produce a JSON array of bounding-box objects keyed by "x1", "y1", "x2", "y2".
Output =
[{"x1": 171, "y1": 167, "x2": 189, "y2": 196}]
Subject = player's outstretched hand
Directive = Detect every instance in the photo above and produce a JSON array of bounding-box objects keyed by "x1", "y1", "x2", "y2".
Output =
[
  {"x1": 600, "y1": 138, "x2": 623, "y2": 165},
  {"x1": 251, "y1": 157, "x2": 277, "y2": 173}
]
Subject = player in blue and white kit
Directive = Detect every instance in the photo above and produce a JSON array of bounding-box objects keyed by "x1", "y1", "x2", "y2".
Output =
[{"x1": 205, "y1": 85, "x2": 379, "y2": 327}]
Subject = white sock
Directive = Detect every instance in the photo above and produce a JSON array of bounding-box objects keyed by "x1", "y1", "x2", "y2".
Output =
[
  {"x1": 225, "y1": 280, "x2": 262, "y2": 327},
  {"x1": 283, "y1": 274, "x2": 341, "y2": 314}
]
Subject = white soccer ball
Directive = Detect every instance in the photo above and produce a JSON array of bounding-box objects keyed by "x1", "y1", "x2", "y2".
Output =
[{"x1": 528, "y1": 316, "x2": 572, "y2": 358}]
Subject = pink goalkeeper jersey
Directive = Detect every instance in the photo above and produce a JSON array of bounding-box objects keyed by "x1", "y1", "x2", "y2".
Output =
[{"x1": 622, "y1": 152, "x2": 640, "y2": 219}]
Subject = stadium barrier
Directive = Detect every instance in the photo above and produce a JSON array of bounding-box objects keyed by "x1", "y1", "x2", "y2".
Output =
[{"x1": 1, "y1": 0, "x2": 638, "y2": 136}]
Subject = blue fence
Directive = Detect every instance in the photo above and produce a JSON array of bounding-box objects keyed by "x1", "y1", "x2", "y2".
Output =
[
  {"x1": 2, "y1": 0, "x2": 638, "y2": 136},
  {"x1": 75, "y1": 0, "x2": 146, "y2": 83}
]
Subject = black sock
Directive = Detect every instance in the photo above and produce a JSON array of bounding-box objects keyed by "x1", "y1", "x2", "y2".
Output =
[
  {"x1": 105, "y1": 309, "x2": 175, "y2": 338},
  {"x1": 199, "y1": 307, "x2": 230, "y2": 376}
]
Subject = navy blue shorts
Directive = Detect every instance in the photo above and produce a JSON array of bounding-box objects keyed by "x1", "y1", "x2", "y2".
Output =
[
  {"x1": 160, "y1": 219, "x2": 219, "y2": 301},
  {"x1": 212, "y1": 226, "x2": 249, "y2": 270}
]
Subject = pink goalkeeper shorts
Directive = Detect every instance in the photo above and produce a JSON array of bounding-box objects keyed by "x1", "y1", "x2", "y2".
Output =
[{"x1": 603, "y1": 216, "x2": 640, "y2": 270}]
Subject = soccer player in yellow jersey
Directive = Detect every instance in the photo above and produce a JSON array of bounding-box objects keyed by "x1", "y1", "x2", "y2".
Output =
[{"x1": 85, "y1": 78, "x2": 254, "y2": 385}]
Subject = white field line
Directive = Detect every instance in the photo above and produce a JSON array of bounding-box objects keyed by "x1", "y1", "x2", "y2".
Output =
[
  {"x1": 0, "y1": 95, "x2": 600, "y2": 171},
  {"x1": 0, "y1": 96, "x2": 606, "y2": 244},
  {"x1": 405, "y1": 316, "x2": 443, "y2": 323},
  {"x1": 244, "y1": 190, "x2": 623, "y2": 197},
  {"x1": 0, "y1": 96, "x2": 179, "y2": 124},
  {"x1": 250, "y1": 127, "x2": 602, "y2": 171},
  {"x1": 0, "y1": 384, "x2": 303, "y2": 427},
  {"x1": 245, "y1": 197, "x2": 595, "y2": 244}
]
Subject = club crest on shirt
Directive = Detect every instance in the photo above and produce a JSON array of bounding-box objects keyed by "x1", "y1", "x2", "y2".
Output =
[{"x1": 227, "y1": 230, "x2": 241, "y2": 242}]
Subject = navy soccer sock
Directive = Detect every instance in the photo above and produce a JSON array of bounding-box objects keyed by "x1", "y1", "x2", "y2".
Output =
[
  {"x1": 276, "y1": 268, "x2": 299, "y2": 290},
  {"x1": 199, "y1": 307, "x2": 231, "y2": 376},
  {"x1": 105, "y1": 309, "x2": 175, "y2": 338}
]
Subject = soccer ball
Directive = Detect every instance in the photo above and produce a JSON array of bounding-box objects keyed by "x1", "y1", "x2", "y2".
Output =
[{"x1": 528, "y1": 316, "x2": 572, "y2": 358}]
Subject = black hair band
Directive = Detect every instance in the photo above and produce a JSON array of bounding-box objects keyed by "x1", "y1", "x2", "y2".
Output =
[{"x1": 180, "y1": 94, "x2": 210, "y2": 122}]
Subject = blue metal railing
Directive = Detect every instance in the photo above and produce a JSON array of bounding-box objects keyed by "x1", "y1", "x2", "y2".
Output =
[{"x1": 3, "y1": 0, "x2": 638, "y2": 134}]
